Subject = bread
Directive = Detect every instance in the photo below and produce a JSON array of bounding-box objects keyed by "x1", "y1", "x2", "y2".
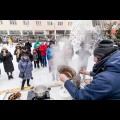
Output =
[{"x1": 8, "y1": 92, "x2": 21, "y2": 100}]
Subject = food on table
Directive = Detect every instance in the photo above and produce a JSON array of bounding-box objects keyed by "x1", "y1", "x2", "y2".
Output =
[{"x1": 8, "y1": 92, "x2": 21, "y2": 100}]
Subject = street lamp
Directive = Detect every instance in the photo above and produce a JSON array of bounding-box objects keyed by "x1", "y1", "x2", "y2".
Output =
[
  {"x1": 53, "y1": 21, "x2": 56, "y2": 40},
  {"x1": 26, "y1": 21, "x2": 30, "y2": 40}
]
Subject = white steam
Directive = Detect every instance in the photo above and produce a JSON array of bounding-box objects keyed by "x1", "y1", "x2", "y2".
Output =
[{"x1": 50, "y1": 21, "x2": 93, "y2": 80}]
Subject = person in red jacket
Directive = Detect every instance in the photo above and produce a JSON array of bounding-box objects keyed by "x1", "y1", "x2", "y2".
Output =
[{"x1": 39, "y1": 42, "x2": 47, "y2": 67}]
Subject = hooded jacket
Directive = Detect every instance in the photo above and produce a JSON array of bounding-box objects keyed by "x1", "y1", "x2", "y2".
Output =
[
  {"x1": 18, "y1": 58, "x2": 33, "y2": 79},
  {"x1": 64, "y1": 50, "x2": 120, "y2": 100},
  {"x1": 34, "y1": 41, "x2": 40, "y2": 49}
]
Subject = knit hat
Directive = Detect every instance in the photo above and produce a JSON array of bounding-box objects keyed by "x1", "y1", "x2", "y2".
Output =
[
  {"x1": 22, "y1": 53, "x2": 28, "y2": 56},
  {"x1": 22, "y1": 46, "x2": 27, "y2": 50},
  {"x1": 2, "y1": 46, "x2": 7, "y2": 50},
  {"x1": 94, "y1": 40, "x2": 117, "y2": 59}
]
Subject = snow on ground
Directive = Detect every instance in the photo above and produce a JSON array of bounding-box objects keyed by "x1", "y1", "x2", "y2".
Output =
[
  {"x1": 0, "y1": 43, "x2": 95, "y2": 99},
  {"x1": 0, "y1": 43, "x2": 53, "y2": 91}
]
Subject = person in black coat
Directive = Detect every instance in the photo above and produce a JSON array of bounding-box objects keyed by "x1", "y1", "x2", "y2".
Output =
[
  {"x1": 19, "y1": 46, "x2": 33, "y2": 62},
  {"x1": 25, "y1": 40, "x2": 32, "y2": 52},
  {"x1": 0, "y1": 46, "x2": 14, "y2": 80},
  {"x1": 0, "y1": 37, "x2": 2, "y2": 44},
  {"x1": 14, "y1": 44, "x2": 22, "y2": 62}
]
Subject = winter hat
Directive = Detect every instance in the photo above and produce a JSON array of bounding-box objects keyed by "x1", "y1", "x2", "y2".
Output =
[
  {"x1": 22, "y1": 46, "x2": 27, "y2": 50},
  {"x1": 23, "y1": 53, "x2": 29, "y2": 57},
  {"x1": 94, "y1": 40, "x2": 117, "y2": 59},
  {"x1": 2, "y1": 46, "x2": 7, "y2": 50},
  {"x1": 16, "y1": 44, "x2": 20, "y2": 48}
]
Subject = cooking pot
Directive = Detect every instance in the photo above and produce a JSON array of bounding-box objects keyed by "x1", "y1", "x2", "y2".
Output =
[
  {"x1": 32, "y1": 85, "x2": 51, "y2": 98},
  {"x1": 57, "y1": 65, "x2": 81, "y2": 88},
  {"x1": 57, "y1": 65, "x2": 77, "y2": 79}
]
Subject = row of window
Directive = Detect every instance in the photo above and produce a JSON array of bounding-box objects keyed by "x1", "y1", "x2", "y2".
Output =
[
  {"x1": 0, "y1": 30, "x2": 71, "y2": 35},
  {"x1": 92, "y1": 20, "x2": 101, "y2": 27},
  {"x1": 0, "y1": 20, "x2": 73, "y2": 26}
]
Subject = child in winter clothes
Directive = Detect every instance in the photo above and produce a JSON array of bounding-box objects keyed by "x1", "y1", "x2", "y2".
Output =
[
  {"x1": 33, "y1": 49, "x2": 39, "y2": 69},
  {"x1": 36, "y1": 44, "x2": 42, "y2": 66},
  {"x1": 18, "y1": 53, "x2": 33, "y2": 90}
]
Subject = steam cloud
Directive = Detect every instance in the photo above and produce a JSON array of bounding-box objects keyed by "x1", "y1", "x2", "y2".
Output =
[{"x1": 50, "y1": 20, "x2": 94, "y2": 80}]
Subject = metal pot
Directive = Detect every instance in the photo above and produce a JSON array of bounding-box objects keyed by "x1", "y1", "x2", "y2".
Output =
[
  {"x1": 57, "y1": 65, "x2": 81, "y2": 88},
  {"x1": 57, "y1": 65, "x2": 77, "y2": 79},
  {"x1": 32, "y1": 85, "x2": 50, "y2": 98}
]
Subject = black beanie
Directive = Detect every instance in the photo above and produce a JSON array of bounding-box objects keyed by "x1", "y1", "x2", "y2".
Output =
[
  {"x1": 23, "y1": 53, "x2": 28, "y2": 56},
  {"x1": 22, "y1": 46, "x2": 27, "y2": 50},
  {"x1": 94, "y1": 40, "x2": 116, "y2": 59}
]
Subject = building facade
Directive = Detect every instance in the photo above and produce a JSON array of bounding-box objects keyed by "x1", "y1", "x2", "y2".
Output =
[
  {"x1": 0, "y1": 20, "x2": 74, "y2": 37},
  {"x1": 92, "y1": 20, "x2": 120, "y2": 30}
]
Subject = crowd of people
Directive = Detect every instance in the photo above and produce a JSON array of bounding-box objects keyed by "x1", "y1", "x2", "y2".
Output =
[
  {"x1": 0, "y1": 39, "x2": 55, "y2": 90},
  {"x1": 1, "y1": 36, "x2": 120, "y2": 100},
  {"x1": 0, "y1": 36, "x2": 14, "y2": 47},
  {"x1": 0, "y1": 38, "x2": 92, "y2": 91}
]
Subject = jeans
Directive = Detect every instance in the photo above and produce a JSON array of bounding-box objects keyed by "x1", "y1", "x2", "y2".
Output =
[{"x1": 41, "y1": 56, "x2": 47, "y2": 67}]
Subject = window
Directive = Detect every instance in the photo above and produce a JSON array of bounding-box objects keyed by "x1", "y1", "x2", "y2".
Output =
[
  {"x1": 22, "y1": 30, "x2": 33, "y2": 35},
  {"x1": 0, "y1": 20, "x2": 3, "y2": 24},
  {"x1": 58, "y1": 21, "x2": 63, "y2": 26},
  {"x1": 23, "y1": 20, "x2": 29, "y2": 25},
  {"x1": 92, "y1": 20, "x2": 100, "y2": 27},
  {"x1": 47, "y1": 21, "x2": 53, "y2": 26},
  {"x1": 34, "y1": 30, "x2": 44, "y2": 35},
  {"x1": 56, "y1": 30, "x2": 65, "y2": 34},
  {"x1": 10, "y1": 20, "x2": 17, "y2": 25},
  {"x1": 65, "y1": 30, "x2": 71, "y2": 34},
  {"x1": 9, "y1": 31, "x2": 21, "y2": 35},
  {"x1": 36, "y1": 21, "x2": 41, "y2": 26},
  {"x1": 68, "y1": 22, "x2": 73, "y2": 26},
  {"x1": 0, "y1": 31, "x2": 8, "y2": 35}
]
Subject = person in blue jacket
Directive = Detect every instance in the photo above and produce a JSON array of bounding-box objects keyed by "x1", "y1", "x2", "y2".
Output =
[
  {"x1": 46, "y1": 41, "x2": 55, "y2": 72},
  {"x1": 46, "y1": 44, "x2": 52, "y2": 72},
  {"x1": 59, "y1": 40, "x2": 120, "y2": 100}
]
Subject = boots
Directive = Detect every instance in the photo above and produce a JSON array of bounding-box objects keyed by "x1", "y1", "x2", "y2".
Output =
[
  {"x1": 11, "y1": 75, "x2": 14, "y2": 79},
  {"x1": 27, "y1": 79, "x2": 31, "y2": 87},
  {"x1": 37, "y1": 65, "x2": 40, "y2": 69},
  {"x1": 10, "y1": 75, "x2": 14, "y2": 79},
  {"x1": 8, "y1": 75, "x2": 11, "y2": 80},
  {"x1": 21, "y1": 80, "x2": 26, "y2": 90}
]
